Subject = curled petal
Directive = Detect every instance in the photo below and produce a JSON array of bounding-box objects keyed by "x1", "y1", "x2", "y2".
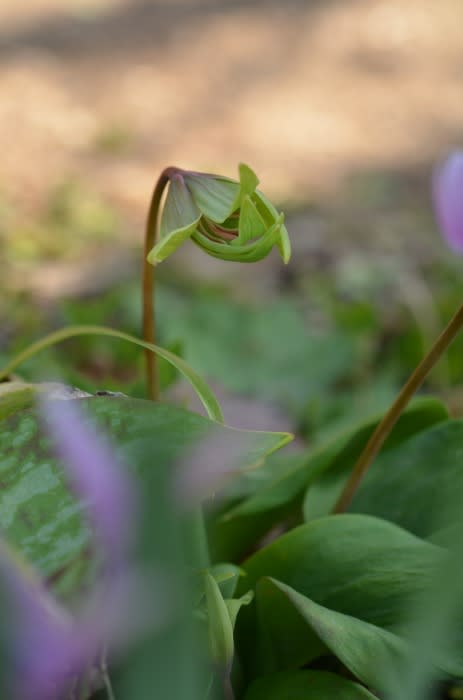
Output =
[
  {"x1": 183, "y1": 173, "x2": 241, "y2": 223},
  {"x1": 433, "y1": 151, "x2": 463, "y2": 254},
  {"x1": 148, "y1": 174, "x2": 201, "y2": 263},
  {"x1": 193, "y1": 215, "x2": 284, "y2": 263}
]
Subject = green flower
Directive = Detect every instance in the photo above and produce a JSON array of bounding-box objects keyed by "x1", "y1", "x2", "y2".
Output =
[{"x1": 146, "y1": 163, "x2": 291, "y2": 264}]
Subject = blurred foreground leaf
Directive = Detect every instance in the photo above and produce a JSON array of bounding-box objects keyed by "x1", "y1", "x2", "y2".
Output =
[{"x1": 0, "y1": 396, "x2": 290, "y2": 603}]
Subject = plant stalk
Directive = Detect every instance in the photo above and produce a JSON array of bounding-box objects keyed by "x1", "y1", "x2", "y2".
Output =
[
  {"x1": 333, "y1": 301, "x2": 463, "y2": 514},
  {"x1": 142, "y1": 169, "x2": 171, "y2": 400}
]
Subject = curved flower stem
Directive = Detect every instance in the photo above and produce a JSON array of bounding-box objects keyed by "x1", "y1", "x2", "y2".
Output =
[
  {"x1": 333, "y1": 302, "x2": 463, "y2": 514},
  {"x1": 142, "y1": 169, "x2": 172, "y2": 400}
]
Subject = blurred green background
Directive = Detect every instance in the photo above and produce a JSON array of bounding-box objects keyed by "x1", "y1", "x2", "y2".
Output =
[{"x1": 1, "y1": 0, "x2": 463, "y2": 443}]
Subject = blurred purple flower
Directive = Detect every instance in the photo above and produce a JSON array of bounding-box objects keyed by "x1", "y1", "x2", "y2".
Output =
[
  {"x1": 43, "y1": 398, "x2": 136, "y2": 568},
  {"x1": 433, "y1": 151, "x2": 463, "y2": 253},
  {"x1": 0, "y1": 398, "x2": 168, "y2": 699}
]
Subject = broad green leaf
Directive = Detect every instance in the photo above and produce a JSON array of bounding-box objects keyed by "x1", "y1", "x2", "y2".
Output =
[
  {"x1": 302, "y1": 397, "x2": 449, "y2": 521},
  {"x1": 378, "y1": 426, "x2": 463, "y2": 700},
  {"x1": 208, "y1": 452, "x2": 308, "y2": 562},
  {"x1": 0, "y1": 397, "x2": 289, "y2": 602},
  {"x1": 238, "y1": 514, "x2": 443, "y2": 630},
  {"x1": 255, "y1": 579, "x2": 410, "y2": 689},
  {"x1": 343, "y1": 419, "x2": 463, "y2": 538},
  {"x1": 210, "y1": 398, "x2": 447, "y2": 561},
  {"x1": 244, "y1": 670, "x2": 378, "y2": 700},
  {"x1": 236, "y1": 515, "x2": 445, "y2": 686}
]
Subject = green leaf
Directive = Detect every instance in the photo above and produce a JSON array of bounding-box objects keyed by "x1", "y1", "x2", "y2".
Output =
[
  {"x1": 384, "y1": 455, "x2": 463, "y2": 700},
  {"x1": 302, "y1": 397, "x2": 449, "y2": 522},
  {"x1": 343, "y1": 419, "x2": 463, "y2": 539},
  {"x1": 0, "y1": 324, "x2": 224, "y2": 422},
  {"x1": 148, "y1": 175, "x2": 201, "y2": 263},
  {"x1": 158, "y1": 292, "x2": 354, "y2": 410},
  {"x1": 0, "y1": 397, "x2": 290, "y2": 602},
  {"x1": 244, "y1": 670, "x2": 378, "y2": 700},
  {"x1": 238, "y1": 514, "x2": 442, "y2": 630},
  {"x1": 210, "y1": 398, "x2": 447, "y2": 562},
  {"x1": 255, "y1": 578, "x2": 411, "y2": 690},
  {"x1": 236, "y1": 515, "x2": 446, "y2": 686}
]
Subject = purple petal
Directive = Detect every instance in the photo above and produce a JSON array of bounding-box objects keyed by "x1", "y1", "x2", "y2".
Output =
[
  {"x1": 1, "y1": 544, "x2": 170, "y2": 699},
  {"x1": 0, "y1": 541, "x2": 81, "y2": 700},
  {"x1": 42, "y1": 398, "x2": 137, "y2": 568},
  {"x1": 433, "y1": 151, "x2": 463, "y2": 254}
]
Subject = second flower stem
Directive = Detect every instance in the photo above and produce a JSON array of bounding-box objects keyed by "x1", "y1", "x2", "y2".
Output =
[{"x1": 333, "y1": 301, "x2": 463, "y2": 513}]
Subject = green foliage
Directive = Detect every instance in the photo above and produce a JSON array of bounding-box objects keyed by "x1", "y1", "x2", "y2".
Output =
[
  {"x1": 4, "y1": 164, "x2": 463, "y2": 700},
  {"x1": 0, "y1": 396, "x2": 288, "y2": 604},
  {"x1": 244, "y1": 671, "x2": 378, "y2": 699},
  {"x1": 209, "y1": 397, "x2": 447, "y2": 562}
]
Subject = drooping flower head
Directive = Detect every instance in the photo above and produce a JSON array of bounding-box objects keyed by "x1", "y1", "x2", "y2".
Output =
[
  {"x1": 433, "y1": 151, "x2": 463, "y2": 253},
  {"x1": 147, "y1": 163, "x2": 291, "y2": 264}
]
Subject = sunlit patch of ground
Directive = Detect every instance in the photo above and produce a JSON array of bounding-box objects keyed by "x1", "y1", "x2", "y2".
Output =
[{"x1": 0, "y1": 0, "x2": 462, "y2": 297}]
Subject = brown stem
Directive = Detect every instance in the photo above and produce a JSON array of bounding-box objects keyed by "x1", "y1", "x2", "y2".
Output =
[
  {"x1": 333, "y1": 302, "x2": 463, "y2": 514},
  {"x1": 142, "y1": 168, "x2": 173, "y2": 400}
]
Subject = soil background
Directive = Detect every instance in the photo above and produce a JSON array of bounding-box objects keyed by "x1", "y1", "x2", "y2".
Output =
[{"x1": 1, "y1": 0, "x2": 462, "y2": 297}]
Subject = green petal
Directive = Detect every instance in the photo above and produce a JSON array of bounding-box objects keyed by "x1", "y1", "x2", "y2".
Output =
[
  {"x1": 192, "y1": 217, "x2": 282, "y2": 263},
  {"x1": 184, "y1": 173, "x2": 240, "y2": 223},
  {"x1": 239, "y1": 217, "x2": 283, "y2": 261},
  {"x1": 254, "y1": 190, "x2": 292, "y2": 264},
  {"x1": 277, "y1": 221, "x2": 291, "y2": 264},
  {"x1": 238, "y1": 163, "x2": 260, "y2": 197},
  {"x1": 253, "y1": 189, "x2": 280, "y2": 225},
  {"x1": 147, "y1": 175, "x2": 200, "y2": 263},
  {"x1": 184, "y1": 163, "x2": 260, "y2": 224},
  {"x1": 235, "y1": 194, "x2": 268, "y2": 245}
]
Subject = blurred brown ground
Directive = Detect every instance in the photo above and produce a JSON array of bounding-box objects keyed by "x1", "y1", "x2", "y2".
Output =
[{"x1": 0, "y1": 0, "x2": 463, "y2": 297}]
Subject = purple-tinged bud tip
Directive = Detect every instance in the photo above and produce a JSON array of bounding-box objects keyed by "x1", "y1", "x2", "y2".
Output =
[{"x1": 433, "y1": 151, "x2": 463, "y2": 254}]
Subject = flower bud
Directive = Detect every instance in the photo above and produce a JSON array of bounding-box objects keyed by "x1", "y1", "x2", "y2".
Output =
[
  {"x1": 203, "y1": 572, "x2": 235, "y2": 670},
  {"x1": 433, "y1": 151, "x2": 463, "y2": 253},
  {"x1": 147, "y1": 163, "x2": 291, "y2": 265}
]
